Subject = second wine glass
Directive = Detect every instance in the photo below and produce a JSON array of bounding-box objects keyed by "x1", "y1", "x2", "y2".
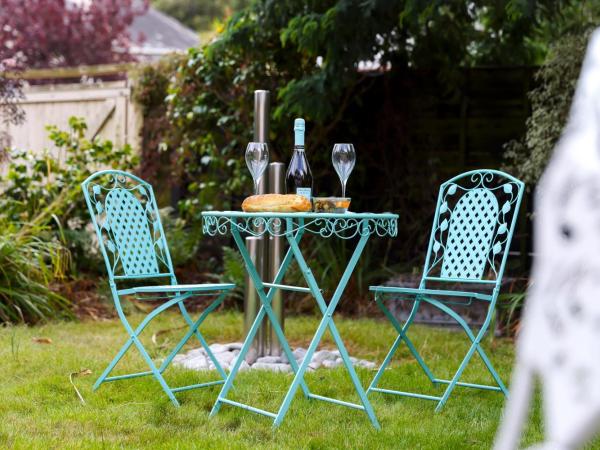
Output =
[
  {"x1": 245, "y1": 142, "x2": 269, "y2": 195},
  {"x1": 332, "y1": 143, "x2": 356, "y2": 198}
]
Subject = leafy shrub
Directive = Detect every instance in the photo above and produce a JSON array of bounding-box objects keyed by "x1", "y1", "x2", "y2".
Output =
[
  {"x1": 0, "y1": 118, "x2": 137, "y2": 322},
  {"x1": 1, "y1": 116, "x2": 138, "y2": 275},
  {"x1": 219, "y1": 246, "x2": 245, "y2": 301},
  {"x1": 0, "y1": 218, "x2": 71, "y2": 323},
  {"x1": 503, "y1": 31, "x2": 591, "y2": 185},
  {"x1": 158, "y1": 207, "x2": 201, "y2": 268},
  {"x1": 1, "y1": 117, "x2": 137, "y2": 222},
  {"x1": 497, "y1": 290, "x2": 527, "y2": 336},
  {"x1": 131, "y1": 56, "x2": 182, "y2": 192}
]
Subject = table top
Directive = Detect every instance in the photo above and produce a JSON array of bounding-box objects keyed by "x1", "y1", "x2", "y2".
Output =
[
  {"x1": 201, "y1": 211, "x2": 398, "y2": 239},
  {"x1": 201, "y1": 211, "x2": 398, "y2": 219}
]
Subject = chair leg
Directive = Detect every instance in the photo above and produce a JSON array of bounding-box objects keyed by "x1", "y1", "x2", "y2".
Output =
[
  {"x1": 368, "y1": 334, "x2": 403, "y2": 394},
  {"x1": 368, "y1": 297, "x2": 436, "y2": 395},
  {"x1": 93, "y1": 336, "x2": 134, "y2": 391},
  {"x1": 93, "y1": 297, "x2": 162, "y2": 392},
  {"x1": 368, "y1": 295, "x2": 506, "y2": 410},
  {"x1": 130, "y1": 334, "x2": 180, "y2": 406},
  {"x1": 95, "y1": 292, "x2": 230, "y2": 405},
  {"x1": 94, "y1": 312, "x2": 180, "y2": 405},
  {"x1": 476, "y1": 344, "x2": 508, "y2": 396},
  {"x1": 425, "y1": 298, "x2": 507, "y2": 410},
  {"x1": 158, "y1": 295, "x2": 225, "y2": 376},
  {"x1": 435, "y1": 341, "x2": 478, "y2": 412},
  {"x1": 172, "y1": 297, "x2": 229, "y2": 381}
]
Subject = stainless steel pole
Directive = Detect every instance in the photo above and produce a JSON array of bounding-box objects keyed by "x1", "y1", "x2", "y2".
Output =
[
  {"x1": 267, "y1": 162, "x2": 285, "y2": 356},
  {"x1": 244, "y1": 90, "x2": 272, "y2": 357},
  {"x1": 254, "y1": 90, "x2": 270, "y2": 143}
]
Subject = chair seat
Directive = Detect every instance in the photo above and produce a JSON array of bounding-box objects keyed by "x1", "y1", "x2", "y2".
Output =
[
  {"x1": 118, "y1": 283, "x2": 236, "y2": 296},
  {"x1": 369, "y1": 285, "x2": 492, "y2": 301}
]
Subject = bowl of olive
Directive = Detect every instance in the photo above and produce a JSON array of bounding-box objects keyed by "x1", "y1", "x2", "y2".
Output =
[{"x1": 312, "y1": 197, "x2": 351, "y2": 213}]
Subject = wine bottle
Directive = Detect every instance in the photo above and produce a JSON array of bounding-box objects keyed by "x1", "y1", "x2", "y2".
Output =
[{"x1": 285, "y1": 118, "x2": 313, "y2": 200}]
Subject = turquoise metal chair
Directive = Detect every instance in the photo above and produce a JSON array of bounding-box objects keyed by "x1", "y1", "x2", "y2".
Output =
[
  {"x1": 81, "y1": 170, "x2": 235, "y2": 406},
  {"x1": 368, "y1": 169, "x2": 524, "y2": 411}
]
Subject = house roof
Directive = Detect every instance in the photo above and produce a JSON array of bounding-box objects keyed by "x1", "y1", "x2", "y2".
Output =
[{"x1": 129, "y1": 7, "x2": 199, "y2": 58}]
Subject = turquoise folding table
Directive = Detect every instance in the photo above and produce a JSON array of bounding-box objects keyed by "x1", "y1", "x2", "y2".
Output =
[{"x1": 202, "y1": 211, "x2": 398, "y2": 429}]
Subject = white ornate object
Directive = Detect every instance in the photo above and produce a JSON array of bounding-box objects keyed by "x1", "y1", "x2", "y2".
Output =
[{"x1": 495, "y1": 28, "x2": 600, "y2": 450}]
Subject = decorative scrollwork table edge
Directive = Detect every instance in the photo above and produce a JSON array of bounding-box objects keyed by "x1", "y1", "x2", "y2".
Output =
[{"x1": 201, "y1": 211, "x2": 399, "y2": 239}]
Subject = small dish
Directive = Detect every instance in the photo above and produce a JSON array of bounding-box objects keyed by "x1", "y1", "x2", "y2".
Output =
[{"x1": 312, "y1": 197, "x2": 351, "y2": 213}]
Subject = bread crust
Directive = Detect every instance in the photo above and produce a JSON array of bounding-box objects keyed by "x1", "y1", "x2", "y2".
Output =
[{"x1": 241, "y1": 194, "x2": 312, "y2": 212}]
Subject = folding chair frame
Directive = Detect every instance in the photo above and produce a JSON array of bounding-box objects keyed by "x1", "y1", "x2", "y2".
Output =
[
  {"x1": 82, "y1": 170, "x2": 235, "y2": 406},
  {"x1": 93, "y1": 286, "x2": 231, "y2": 406},
  {"x1": 368, "y1": 169, "x2": 524, "y2": 411}
]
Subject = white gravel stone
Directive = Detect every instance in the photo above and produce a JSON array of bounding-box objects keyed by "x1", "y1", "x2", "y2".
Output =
[
  {"x1": 255, "y1": 356, "x2": 282, "y2": 364},
  {"x1": 308, "y1": 361, "x2": 321, "y2": 370},
  {"x1": 252, "y1": 362, "x2": 292, "y2": 373},
  {"x1": 312, "y1": 350, "x2": 338, "y2": 365},
  {"x1": 180, "y1": 356, "x2": 208, "y2": 370},
  {"x1": 245, "y1": 347, "x2": 258, "y2": 365},
  {"x1": 172, "y1": 354, "x2": 186, "y2": 363},
  {"x1": 293, "y1": 348, "x2": 307, "y2": 360},
  {"x1": 215, "y1": 351, "x2": 236, "y2": 365},
  {"x1": 226, "y1": 342, "x2": 243, "y2": 351},
  {"x1": 231, "y1": 356, "x2": 251, "y2": 372},
  {"x1": 358, "y1": 360, "x2": 376, "y2": 369},
  {"x1": 174, "y1": 345, "x2": 377, "y2": 373},
  {"x1": 209, "y1": 343, "x2": 230, "y2": 354},
  {"x1": 187, "y1": 348, "x2": 206, "y2": 357},
  {"x1": 322, "y1": 359, "x2": 342, "y2": 369}
]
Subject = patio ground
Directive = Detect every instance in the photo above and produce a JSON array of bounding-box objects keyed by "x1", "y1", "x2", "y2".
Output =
[{"x1": 1, "y1": 311, "x2": 551, "y2": 449}]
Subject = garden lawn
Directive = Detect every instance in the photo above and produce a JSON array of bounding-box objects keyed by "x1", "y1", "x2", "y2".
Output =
[{"x1": 0, "y1": 311, "x2": 554, "y2": 449}]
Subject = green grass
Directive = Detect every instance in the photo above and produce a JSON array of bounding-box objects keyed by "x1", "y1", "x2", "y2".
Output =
[{"x1": 0, "y1": 311, "x2": 554, "y2": 449}]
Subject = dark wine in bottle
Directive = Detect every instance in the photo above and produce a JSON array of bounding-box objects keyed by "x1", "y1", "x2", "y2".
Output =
[{"x1": 285, "y1": 118, "x2": 313, "y2": 200}]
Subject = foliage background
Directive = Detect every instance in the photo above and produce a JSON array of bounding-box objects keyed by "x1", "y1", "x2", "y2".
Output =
[
  {"x1": 152, "y1": 0, "x2": 249, "y2": 37},
  {"x1": 0, "y1": 118, "x2": 137, "y2": 322},
  {"x1": 136, "y1": 0, "x2": 562, "y2": 274},
  {"x1": 503, "y1": 33, "x2": 594, "y2": 185},
  {"x1": 3, "y1": 0, "x2": 600, "y2": 323}
]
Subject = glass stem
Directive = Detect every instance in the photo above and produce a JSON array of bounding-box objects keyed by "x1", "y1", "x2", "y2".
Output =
[{"x1": 341, "y1": 179, "x2": 347, "y2": 198}]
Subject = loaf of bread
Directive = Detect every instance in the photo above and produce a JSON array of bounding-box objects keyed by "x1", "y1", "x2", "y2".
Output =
[{"x1": 241, "y1": 194, "x2": 312, "y2": 212}]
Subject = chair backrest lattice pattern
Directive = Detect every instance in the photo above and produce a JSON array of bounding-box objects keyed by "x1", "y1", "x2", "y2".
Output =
[
  {"x1": 441, "y1": 189, "x2": 498, "y2": 279},
  {"x1": 81, "y1": 170, "x2": 173, "y2": 280},
  {"x1": 105, "y1": 188, "x2": 159, "y2": 276},
  {"x1": 423, "y1": 170, "x2": 525, "y2": 286}
]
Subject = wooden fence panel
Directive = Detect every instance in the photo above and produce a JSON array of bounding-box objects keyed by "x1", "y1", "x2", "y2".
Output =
[{"x1": 3, "y1": 80, "x2": 140, "y2": 158}]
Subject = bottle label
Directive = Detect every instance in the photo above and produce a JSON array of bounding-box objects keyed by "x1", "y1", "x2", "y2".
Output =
[{"x1": 296, "y1": 187, "x2": 311, "y2": 200}]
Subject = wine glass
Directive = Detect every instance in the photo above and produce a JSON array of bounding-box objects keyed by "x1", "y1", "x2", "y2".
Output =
[
  {"x1": 332, "y1": 143, "x2": 355, "y2": 198},
  {"x1": 245, "y1": 142, "x2": 269, "y2": 195}
]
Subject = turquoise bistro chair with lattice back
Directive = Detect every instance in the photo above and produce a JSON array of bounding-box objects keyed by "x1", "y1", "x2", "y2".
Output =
[
  {"x1": 368, "y1": 169, "x2": 524, "y2": 411},
  {"x1": 82, "y1": 170, "x2": 235, "y2": 406}
]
